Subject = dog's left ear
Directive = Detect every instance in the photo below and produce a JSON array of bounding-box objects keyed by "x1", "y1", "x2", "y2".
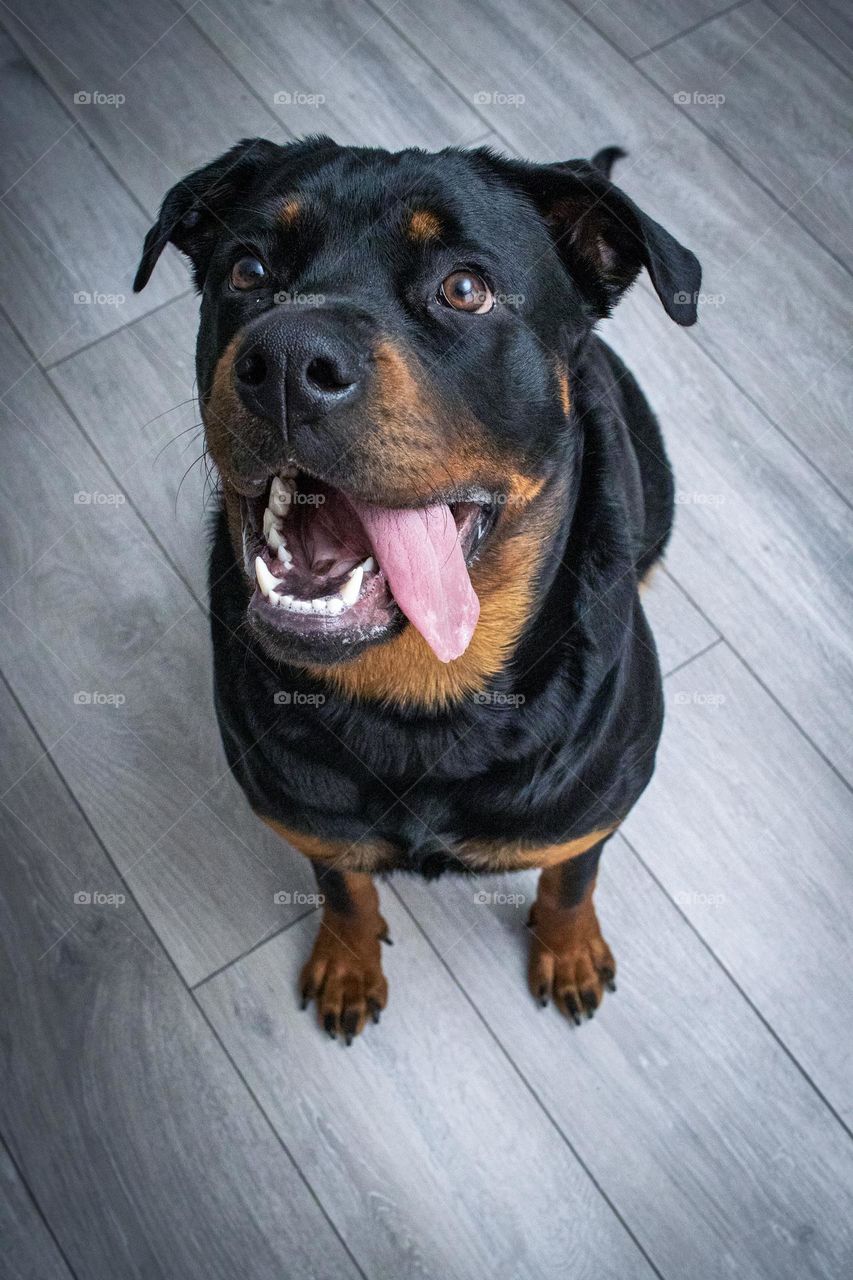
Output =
[
  {"x1": 133, "y1": 137, "x2": 284, "y2": 293},
  {"x1": 501, "y1": 150, "x2": 701, "y2": 325}
]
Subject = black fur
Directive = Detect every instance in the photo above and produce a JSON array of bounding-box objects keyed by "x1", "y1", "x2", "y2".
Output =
[{"x1": 136, "y1": 137, "x2": 700, "y2": 872}]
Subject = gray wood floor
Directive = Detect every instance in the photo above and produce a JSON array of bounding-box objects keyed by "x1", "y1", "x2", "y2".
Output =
[{"x1": 0, "y1": 1, "x2": 851, "y2": 1277}]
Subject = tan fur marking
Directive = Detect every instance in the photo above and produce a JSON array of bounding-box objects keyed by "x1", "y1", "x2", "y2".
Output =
[
  {"x1": 408, "y1": 209, "x2": 442, "y2": 242},
  {"x1": 261, "y1": 817, "x2": 392, "y2": 874},
  {"x1": 461, "y1": 825, "x2": 616, "y2": 872},
  {"x1": 280, "y1": 197, "x2": 301, "y2": 225}
]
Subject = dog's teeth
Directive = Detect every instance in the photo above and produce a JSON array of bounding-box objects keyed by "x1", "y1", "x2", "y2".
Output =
[
  {"x1": 327, "y1": 597, "x2": 345, "y2": 615},
  {"x1": 362, "y1": 556, "x2": 376, "y2": 573},
  {"x1": 262, "y1": 507, "x2": 278, "y2": 537},
  {"x1": 339, "y1": 564, "x2": 363, "y2": 607},
  {"x1": 269, "y1": 475, "x2": 294, "y2": 518},
  {"x1": 254, "y1": 556, "x2": 282, "y2": 599},
  {"x1": 276, "y1": 541, "x2": 293, "y2": 567}
]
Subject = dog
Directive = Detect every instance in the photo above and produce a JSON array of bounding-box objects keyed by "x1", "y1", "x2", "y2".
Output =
[{"x1": 134, "y1": 136, "x2": 700, "y2": 1043}]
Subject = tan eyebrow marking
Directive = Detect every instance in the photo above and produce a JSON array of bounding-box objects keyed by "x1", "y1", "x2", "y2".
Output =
[
  {"x1": 408, "y1": 209, "x2": 442, "y2": 242},
  {"x1": 280, "y1": 198, "x2": 301, "y2": 226}
]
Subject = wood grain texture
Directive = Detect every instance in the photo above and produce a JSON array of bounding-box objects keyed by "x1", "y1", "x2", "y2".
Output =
[
  {"x1": 637, "y1": 0, "x2": 853, "y2": 266},
  {"x1": 0, "y1": 317, "x2": 319, "y2": 983},
  {"x1": 625, "y1": 640, "x2": 853, "y2": 1122},
  {"x1": 0, "y1": 1139, "x2": 73, "y2": 1280},
  {"x1": 198, "y1": 895, "x2": 657, "y2": 1280},
  {"x1": 393, "y1": 839, "x2": 853, "y2": 1280},
  {"x1": 0, "y1": 678, "x2": 360, "y2": 1280},
  {"x1": 0, "y1": 0, "x2": 280, "y2": 212},
  {"x1": 0, "y1": 33, "x2": 185, "y2": 363},
  {"x1": 380, "y1": 0, "x2": 853, "y2": 497},
  {"x1": 192, "y1": 0, "x2": 486, "y2": 149},
  {"x1": 581, "y1": 0, "x2": 740, "y2": 58},
  {"x1": 765, "y1": 0, "x2": 853, "y2": 77},
  {"x1": 600, "y1": 284, "x2": 853, "y2": 781}
]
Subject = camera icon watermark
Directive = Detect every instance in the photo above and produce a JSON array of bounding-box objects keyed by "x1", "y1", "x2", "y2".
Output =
[
  {"x1": 72, "y1": 291, "x2": 125, "y2": 307},
  {"x1": 273, "y1": 90, "x2": 326, "y2": 107},
  {"x1": 473, "y1": 90, "x2": 525, "y2": 107},
  {"x1": 273, "y1": 290, "x2": 326, "y2": 306},
  {"x1": 73, "y1": 490, "x2": 126, "y2": 505},
  {"x1": 471, "y1": 690, "x2": 526, "y2": 708},
  {"x1": 473, "y1": 889, "x2": 526, "y2": 906},
  {"x1": 673, "y1": 90, "x2": 725, "y2": 108},
  {"x1": 673, "y1": 290, "x2": 725, "y2": 307},
  {"x1": 73, "y1": 691, "x2": 126, "y2": 707},
  {"x1": 673, "y1": 691, "x2": 726, "y2": 707},
  {"x1": 73, "y1": 890, "x2": 126, "y2": 906},
  {"x1": 273, "y1": 890, "x2": 325, "y2": 905},
  {"x1": 272, "y1": 690, "x2": 327, "y2": 706},
  {"x1": 73, "y1": 90, "x2": 125, "y2": 108},
  {"x1": 674, "y1": 889, "x2": 725, "y2": 907}
]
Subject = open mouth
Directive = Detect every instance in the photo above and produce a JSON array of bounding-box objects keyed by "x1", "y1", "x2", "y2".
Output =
[{"x1": 239, "y1": 466, "x2": 497, "y2": 663}]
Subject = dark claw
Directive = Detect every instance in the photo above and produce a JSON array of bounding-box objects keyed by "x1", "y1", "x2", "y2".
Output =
[
  {"x1": 606, "y1": 979, "x2": 617, "y2": 993},
  {"x1": 342, "y1": 1010, "x2": 359, "y2": 1045},
  {"x1": 563, "y1": 995, "x2": 582, "y2": 1026},
  {"x1": 581, "y1": 989, "x2": 598, "y2": 1013},
  {"x1": 538, "y1": 985, "x2": 549, "y2": 1008},
  {"x1": 323, "y1": 1012, "x2": 337, "y2": 1039},
  {"x1": 367, "y1": 1000, "x2": 382, "y2": 1024}
]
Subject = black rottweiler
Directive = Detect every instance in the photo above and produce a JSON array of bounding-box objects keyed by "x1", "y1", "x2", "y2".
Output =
[{"x1": 135, "y1": 136, "x2": 700, "y2": 1042}]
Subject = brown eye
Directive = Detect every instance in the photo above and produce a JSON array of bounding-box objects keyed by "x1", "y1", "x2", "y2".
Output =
[
  {"x1": 439, "y1": 270, "x2": 493, "y2": 314},
  {"x1": 229, "y1": 256, "x2": 268, "y2": 290}
]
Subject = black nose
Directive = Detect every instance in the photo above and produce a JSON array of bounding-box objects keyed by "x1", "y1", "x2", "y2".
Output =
[{"x1": 233, "y1": 312, "x2": 365, "y2": 429}]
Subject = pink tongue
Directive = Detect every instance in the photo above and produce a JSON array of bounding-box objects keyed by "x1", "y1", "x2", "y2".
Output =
[{"x1": 348, "y1": 500, "x2": 480, "y2": 662}]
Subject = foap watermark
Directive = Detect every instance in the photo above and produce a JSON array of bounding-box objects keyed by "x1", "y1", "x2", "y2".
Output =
[
  {"x1": 473, "y1": 90, "x2": 525, "y2": 108},
  {"x1": 674, "y1": 889, "x2": 725, "y2": 908},
  {"x1": 273, "y1": 89, "x2": 326, "y2": 107},
  {"x1": 73, "y1": 691, "x2": 126, "y2": 707},
  {"x1": 273, "y1": 290, "x2": 326, "y2": 306},
  {"x1": 472, "y1": 690, "x2": 526, "y2": 707},
  {"x1": 674, "y1": 490, "x2": 725, "y2": 507},
  {"x1": 674, "y1": 289, "x2": 725, "y2": 308},
  {"x1": 673, "y1": 90, "x2": 725, "y2": 108},
  {"x1": 273, "y1": 890, "x2": 325, "y2": 905},
  {"x1": 273, "y1": 690, "x2": 327, "y2": 706},
  {"x1": 73, "y1": 90, "x2": 125, "y2": 108},
  {"x1": 73, "y1": 290, "x2": 126, "y2": 308},
  {"x1": 473, "y1": 889, "x2": 527, "y2": 906},
  {"x1": 673, "y1": 691, "x2": 726, "y2": 707},
  {"x1": 73, "y1": 890, "x2": 126, "y2": 906},
  {"x1": 74, "y1": 490, "x2": 126, "y2": 505}
]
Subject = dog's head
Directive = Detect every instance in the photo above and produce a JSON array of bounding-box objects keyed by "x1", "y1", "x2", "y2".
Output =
[{"x1": 136, "y1": 137, "x2": 699, "y2": 700}]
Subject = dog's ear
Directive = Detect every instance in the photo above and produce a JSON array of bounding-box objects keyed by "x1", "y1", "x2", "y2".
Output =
[
  {"x1": 133, "y1": 137, "x2": 284, "y2": 293},
  {"x1": 500, "y1": 149, "x2": 701, "y2": 325}
]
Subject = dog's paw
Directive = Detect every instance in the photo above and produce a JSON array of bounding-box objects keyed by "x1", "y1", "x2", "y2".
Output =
[
  {"x1": 299, "y1": 913, "x2": 390, "y2": 1044},
  {"x1": 527, "y1": 902, "x2": 616, "y2": 1024}
]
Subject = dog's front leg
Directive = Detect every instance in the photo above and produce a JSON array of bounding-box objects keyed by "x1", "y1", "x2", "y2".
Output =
[{"x1": 527, "y1": 838, "x2": 616, "y2": 1023}]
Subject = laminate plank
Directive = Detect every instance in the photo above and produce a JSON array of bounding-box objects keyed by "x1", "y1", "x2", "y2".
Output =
[
  {"x1": 192, "y1": 0, "x2": 486, "y2": 148},
  {"x1": 0, "y1": 316, "x2": 318, "y2": 983},
  {"x1": 600, "y1": 283, "x2": 853, "y2": 780},
  {"x1": 198, "y1": 897, "x2": 657, "y2": 1280},
  {"x1": 0, "y1": 0, "x2": 281, "y2": 213},
  {"x1": 625, "y1": 640, "x2": 853, "y2": 1122},
  {"x1": 0, "y1": 1139, "x2": 73, "y2": 1280},
  {"x1": 637, "y1": 0, "x2": 853, "y2": 266},
  {"x1": 0, "y1": 678, "x2": 360, "y2": 1280},
  {"x1": 378, "y1": 0, "x2": 853, "y2": 497},
  {"x1": 0, "y1": 34, "x2": 185, "y2": 363},
  {"x1": 640, "y1": 566, "x2": 719, "y2": 674},
  {"x1": 393, "y1": 830, "x2": 853, "y2": 1279},
  {"x1": 581, "y1": 0, "x2": 739, "y2": 58},
  {"x1": 766, "y1": 0, "x2": 853, "y2": 76}
]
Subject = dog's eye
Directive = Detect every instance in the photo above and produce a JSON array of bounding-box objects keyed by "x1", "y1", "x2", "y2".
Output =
[
  {"x1": 439, "y1": 270, "x2": 493, "y2": 314},
  {"x1": 230, "y1": 256, "x2": 268, "y2": 290}
]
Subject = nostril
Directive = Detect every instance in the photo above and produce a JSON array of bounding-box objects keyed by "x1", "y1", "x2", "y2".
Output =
[
  {"x1": 305, "y1": 356, "x2": 353, "y2": 394},
  {"x1": 235, "y1": 351, "x2": 267, "y2": 387}
]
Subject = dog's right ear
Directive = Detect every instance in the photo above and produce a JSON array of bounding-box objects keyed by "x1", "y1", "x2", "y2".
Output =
[{"x1": 133, "y1": 137, "x2": 283, "y2": 292}]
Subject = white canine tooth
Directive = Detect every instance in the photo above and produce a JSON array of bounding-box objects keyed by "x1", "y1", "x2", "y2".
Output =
[
  {"x1": 339, "y1": 564, "x2": 363, "y2": 607},
  {"x1": 361, "y1": 556, "x2": 376, "y2": 573},
  {"x1": 269, "y1": 475, "x2": 294, "y2": 518},
  {"x1": 254, "y1": 555, "x2": 282, "y2": 599}
]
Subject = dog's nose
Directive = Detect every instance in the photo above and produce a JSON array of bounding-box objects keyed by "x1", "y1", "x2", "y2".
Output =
[{"x1": 233, "y1": 313, "x2": 365, "y2": 429}]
